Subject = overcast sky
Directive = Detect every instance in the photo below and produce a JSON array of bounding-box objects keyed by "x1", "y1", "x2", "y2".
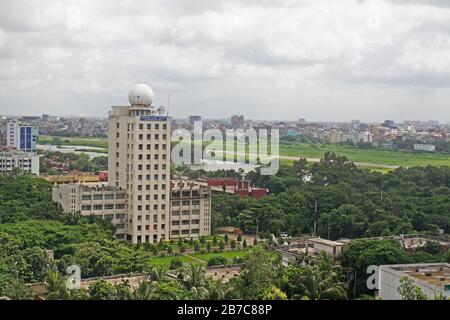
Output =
[{"x1": 0, "y1": 0, "x2": 449, "y2": 122}]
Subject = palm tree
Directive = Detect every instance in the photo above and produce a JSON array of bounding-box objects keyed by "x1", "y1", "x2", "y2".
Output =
[
  {"x1": 179, "y1": 264, "x2": 206, "y2": 291},
  {"x1": 131, "y1": 281, "x2": 153, "y2": 300},
  {"x1": 292, "y1": 253, "x2": 347, "y2": 300},
  {"x1": 44, "y1": 271, "x2": 70, "y2": 300},
  {"x1": 149, "y1": 266, "x2": 166, "y2": 283}
]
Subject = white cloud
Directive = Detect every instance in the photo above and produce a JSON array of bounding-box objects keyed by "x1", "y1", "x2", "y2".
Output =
[{"x1": 0, "y1": 0, "x2": 449, "y2": 121}]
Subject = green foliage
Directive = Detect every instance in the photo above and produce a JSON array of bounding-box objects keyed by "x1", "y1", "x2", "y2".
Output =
[
  {"x1": 397, "y1": 276, "x2": 428, "y2": 300},
  {"x1": 170, "y1": 257, "x2": 183, "y2": 270},
  {"x1": 207, "y1": 256, "x2": 227, "y2": 266},
  {"x1": 342, "y1": 239, "x2": 407, "y2": 296}
]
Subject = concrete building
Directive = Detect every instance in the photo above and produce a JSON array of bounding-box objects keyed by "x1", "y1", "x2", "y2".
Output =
[
  {"x1": 107, "y1": 84, "x2": 171, "y2": 244},
  {"x1": 169, "y1": 180, "x2": 211, "y2": 239},
  {"x1": 306, "y1": 238, "x2": 345, "y2": 259},
  {"x1": 6, "y1": 120, "x2": 39, "y2": 152},
  {"x1": 188, "y1": 115, "x2": 202, "y2": 126},
  {"x1": 52, "y1": 183, "x2": 128, "y2": 239},
  {"x1": 379, "y1": 263, "x2": 450, "y2": 300},
  {"x1": 53, "y1": 84, "x2": 211, "y2": 244},
  {"x1": 0, "y1": 151, "x2": 39, "y2": 175},
  {"x1": 414, "y1": 143, "x2": 436, "y2": 152},
  {"x1": 329, "y1": 129, "x2": 342, "y2": 144}
]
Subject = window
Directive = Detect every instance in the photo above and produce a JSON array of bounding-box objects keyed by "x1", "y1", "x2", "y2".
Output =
[
  {"x1": 81, "y1": 205, "x2": 92, "y2": 211},
  {"x1": 93, "y1": 205, "x2": 103, "y2": 210},
  {"x1": 81, "y1": 195, "x2": 92, "y2": 201}
]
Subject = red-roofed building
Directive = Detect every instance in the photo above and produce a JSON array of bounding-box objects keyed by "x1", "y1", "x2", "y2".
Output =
[{"x1": 206, "y1": 178, "x2": 268, "y2": 199}]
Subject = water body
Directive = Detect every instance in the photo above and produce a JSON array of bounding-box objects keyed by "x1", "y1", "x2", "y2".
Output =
[{"x1": 186, "y1": 159, "x2": 259, "y2": 173}]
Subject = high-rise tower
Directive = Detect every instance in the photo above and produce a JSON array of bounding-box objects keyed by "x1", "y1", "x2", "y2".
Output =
[{"x1": 108, "y1": 84, "x2": 171, "y2": 244}]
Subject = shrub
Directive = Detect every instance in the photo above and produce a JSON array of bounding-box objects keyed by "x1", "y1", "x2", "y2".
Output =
[{"x1": 207, "y1": 256, "x2": 227, "y2": 266}]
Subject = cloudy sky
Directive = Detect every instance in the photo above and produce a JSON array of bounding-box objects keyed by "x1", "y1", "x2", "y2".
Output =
[{"x1": 0, "y1": 0, "x2": 449, "y2": 122}]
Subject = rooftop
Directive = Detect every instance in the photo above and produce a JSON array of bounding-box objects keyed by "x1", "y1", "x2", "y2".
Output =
[
  {"x1": 308, "y1": 238, "x2": 346, "y2": 247},
  {"x1": 385, "y1": 263, "x2": 450, "y2": 289}
]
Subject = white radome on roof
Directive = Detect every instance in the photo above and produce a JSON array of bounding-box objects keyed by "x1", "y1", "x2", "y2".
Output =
[{"x1": 128, "y1": 84, "x2": 155, "y2": 106}]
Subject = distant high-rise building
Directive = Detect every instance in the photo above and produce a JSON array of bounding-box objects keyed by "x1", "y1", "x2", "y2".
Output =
[
  {"x1": 329, "y1": 128, "x2": 342, "y2": 144},
  {"x1": 231, "y1": 115, "x2": 244, "y2": 128},
  {"x1": 382, "y1": 120, "x2": 395, "y2": 129},
  {"x1": 189, "y1": 115, "x2": 202, "y2": 125},
  {"x1": 6, "y1": 120, "x2": 39, "y2": 152}
]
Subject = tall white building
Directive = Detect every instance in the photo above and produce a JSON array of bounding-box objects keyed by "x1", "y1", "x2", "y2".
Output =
[
  {"x1": 53, "y1": 84, "x2": 212, "y2": 244},
  {"x1": 108, "y1": 84, "x2": 171, "y2": 244}
]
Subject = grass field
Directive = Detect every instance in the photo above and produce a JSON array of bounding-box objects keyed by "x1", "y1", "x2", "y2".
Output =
[
  {"x1": 38, "y1": 135, "x2": 108, "y2": 149},
  {"x1": 191, "y1": 250, "x2": 247, "y2": 264},
  {"x1": 279, "y1": 143, "x2": 450, "y2": 168},
  {"x1": 147, "y1": 249, "x2": 247, "y2": 267},
  {"x1": 148, "y1": 255, "x2": 201, "y2": 267},
  {"x1": 39, "y1": 135, "x2": 450, "y2": 168}
]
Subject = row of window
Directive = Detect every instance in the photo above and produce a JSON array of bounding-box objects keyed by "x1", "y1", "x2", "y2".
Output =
[
  {"x1": 171, "y1": 229, "x2": 200, "y2": 236},
  {"x1": 171, "y1": 200, "x2": 200, "y2": 206},
  {"x1": 171, "y1": 220, "x2": 200, "y2": 226},
  {"x1": 81, "y1": 204, "x2": 125, "y2": 211},
  {"x1": 121, "y1": 123, "x2": 167, "y2": 131},
  {"x1": 172, "y1": 210, "x2": 201, "y2": 216},
  {"x1": 171, "y1": 191, "x2": 200, "y2": 198},
  {"x1": 81, "y1": 193, "x2": 126, "y2": 201}
]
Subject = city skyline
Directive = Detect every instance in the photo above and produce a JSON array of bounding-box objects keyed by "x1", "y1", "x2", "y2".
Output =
[{"x1": 1, "y1": 0, "x2": 450, "y2": 122}]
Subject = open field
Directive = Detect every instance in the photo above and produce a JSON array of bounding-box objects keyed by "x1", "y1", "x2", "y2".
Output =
[
  {"x1": 191, "y1": 250, "x2": 247, "y2": 264},
  {"x1": 38, "y1": 135, "x2": 108, "y2": 149},
  {"x1": 39, "y1": 135, "x2": 450, "y2": 168},
  {"x1": 279, "y1": 143, "x2": 450, "y2": 168},
  {"x1": 147, "y1": 249, "x2": 247, "y2": 267}
]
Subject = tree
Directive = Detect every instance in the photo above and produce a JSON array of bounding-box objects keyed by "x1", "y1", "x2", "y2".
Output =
[
  {"x1": 224, "y1": 234, "x2": 229, "y2": 244},
  {"x1": 237, "y1": 234, "x2": 242, "y2": 242},
  {"x1": 207, "y1": 242, "x2": 212, "y2": 253},
  {"x1": 170, "y1": 257, "x2": 183, "y2": 270},
  {"x1": 0, "y1": 276, "x2": 34, "y2": 300},
  {"x1": 232, "y1": 246, "x2": 282, "y2": 299},
  {"x1": 44, "y1": 271, "x2": 70, "y2": 300},
  {"x1": 230, "y1": 240, "x2": 237, "y2": 250},
  {"x1": 88, "y1": 279, "x2": 116, "y2": 300},
  {"x1": 262, "y1": 287, "x2": 287, "y2": 300},
  {"x1": 242, "y1": 239, "x2": 248, "y2": 249},
  {"x1": 208, "y1": 256, "x2": 227, "y2": 266},
  {"x1": 398, "y1": 276, "x2": 428, "y2": 300},
  {"x1": 342, "y1": 239, "x2": 406, "y2": 297}
]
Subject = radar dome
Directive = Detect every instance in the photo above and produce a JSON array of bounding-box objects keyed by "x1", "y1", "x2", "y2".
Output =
[{"x1": 128, "y1": 84, "x2": 155, "y2": 106}]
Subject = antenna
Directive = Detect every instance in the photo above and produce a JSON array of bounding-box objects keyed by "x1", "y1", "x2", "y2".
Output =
[
  {"x1": 313, "y1": 200, "x2": 318, "y2": 237},
  {"x1": 167, "y1": 93, "x2": 170, "y2": 117}
]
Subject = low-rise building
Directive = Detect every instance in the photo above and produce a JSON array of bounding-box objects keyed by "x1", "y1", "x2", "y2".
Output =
[
  {"x1": 0, "y1": 151, "x2": 40, "y2": 175},
  {"x1": 306, "y1": 238, "x2": 346, "y2": 259},
  {"x1": 52, "y1": 179, "x2": 211, "y2": 241},
  {"x1": 379, "y1": 263, "x2": 450, "y2": 300},
  {"x1": 414, "y1": 143, "x2": 436, "y2": 152}
]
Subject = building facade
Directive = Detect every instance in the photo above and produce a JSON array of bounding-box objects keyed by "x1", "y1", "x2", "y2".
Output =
[
  {"x1": 7, "y1": 120, "x2": 39, "y2": 153},
  {"x1": 379, "y1": 263, "x2": 450, "y2": 300},
  {"x1": 0, "y1": 151, "x2": 39, "y2": 175}
]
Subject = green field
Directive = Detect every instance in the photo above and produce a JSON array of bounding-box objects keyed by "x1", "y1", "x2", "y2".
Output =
[
  {"x1": 38, "y1": 135, "x2": 108, "y2": 149},
  {"x1": 191, "y1": 250, "x2": 247, "y2": 264},
  {"x1": 147, "y1": 249, "x2": 247, "y2": 267},
  {"x1": 39, "y1": 135, "x2": 450, "y2": 168},
  {"x1": 279, "y1": 143, "x2": 450, "y2": 168}
]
